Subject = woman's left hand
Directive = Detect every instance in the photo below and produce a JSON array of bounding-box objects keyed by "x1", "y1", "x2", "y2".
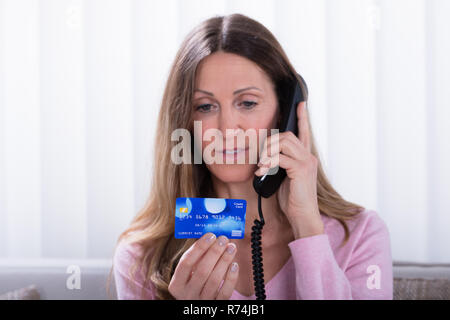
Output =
[{"x1": 255, "y1": 102, "x2": 324, "y2": 239}]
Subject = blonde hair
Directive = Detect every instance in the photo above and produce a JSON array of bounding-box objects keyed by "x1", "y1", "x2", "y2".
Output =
[{"x1": 107, "y1": 13, "x2": 364, "y2": 300}]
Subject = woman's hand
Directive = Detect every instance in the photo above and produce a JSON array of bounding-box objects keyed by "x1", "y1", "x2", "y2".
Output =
[
  {"x1": 168, "y1": 233, "x2": 239, "y2": 300},
  {"x1": 255, "y1": 101, "x2": 324, "y2": 239}
]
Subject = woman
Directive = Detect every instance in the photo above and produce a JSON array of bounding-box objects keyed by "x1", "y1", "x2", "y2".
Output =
[{"x1": 111, "y1": 13, "x2": 393, "y2": 300}]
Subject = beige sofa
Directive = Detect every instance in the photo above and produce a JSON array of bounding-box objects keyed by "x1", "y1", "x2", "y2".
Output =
[{"x1": 393, "y1": 261, "x2": 450, "y2": 299}]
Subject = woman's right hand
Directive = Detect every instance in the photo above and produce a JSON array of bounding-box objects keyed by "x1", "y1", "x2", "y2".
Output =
[{"x1": 168, "y1": 233, "x2": 239, "y2": 300}]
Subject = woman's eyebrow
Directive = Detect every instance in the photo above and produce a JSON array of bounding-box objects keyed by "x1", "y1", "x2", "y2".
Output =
[{"x1": 194, "y1": 86, "x2": 262, "y2": 96}]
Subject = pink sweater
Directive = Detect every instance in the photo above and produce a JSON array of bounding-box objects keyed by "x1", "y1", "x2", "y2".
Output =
[{"x1": 113, "y1": 209, "x2": 393, "y2": 300}]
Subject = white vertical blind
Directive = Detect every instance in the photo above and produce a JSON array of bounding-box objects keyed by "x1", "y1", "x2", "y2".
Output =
[
  {"x1": 426, "y1": 0, "x2": 450, "y2": 262},
  {"x1": 377, "y1": 0, "x2": 429, "y2": 262},
  {"x1": 83, "y1": 0, "x2": 135, "y2": 258},
  {"x1": 2, "y1": 0, "x2": 41, "y2": 258},
  {"x1": 0, "y1": 0, "x2": 5, "y2": 256},
  {"x1": 40, "y1": 0, "x2": 87, "y2": 258},
  {"x1": 0, "y1": 0, "x2": 449, "y2": 263},
  {"x1": 326, "y1": 0, "x2": 378, "y2": 217}
]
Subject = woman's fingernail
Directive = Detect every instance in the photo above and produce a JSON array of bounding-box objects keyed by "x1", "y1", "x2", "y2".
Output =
[
  {"x1": 231, "y1": 262, "x2": 239, "y2": 273},
  {"x1": 218, "y1": 235, "x2": 228, "y2": 246},
  {"x1": 206, "y1": 233, "x2": 216, "y2": 243},
  {"x1": 226, "y1": 243, "x2": 236, "y2": 254},
  {"x1": 259, "y1": 166, "x2": 269, "y2": 175},
  {"x1": 258, "y1": 158, "x2": 267, "y2": 166}
]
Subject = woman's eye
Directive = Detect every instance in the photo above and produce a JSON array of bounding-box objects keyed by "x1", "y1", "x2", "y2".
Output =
[
  {"x1": 239, "y1": 101, "x2": 258, "y2": 109},
  {"x1": 196, "y1": 104, "x2": 216, "y2": 113}
]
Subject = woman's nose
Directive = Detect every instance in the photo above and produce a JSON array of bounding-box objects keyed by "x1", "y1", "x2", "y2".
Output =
[
  {"x1": 218, "y1": 108, "x2": 240, "y2": 137},
  {"x1": 219, "y1": 112, "x2": 245, "y2": 149}
]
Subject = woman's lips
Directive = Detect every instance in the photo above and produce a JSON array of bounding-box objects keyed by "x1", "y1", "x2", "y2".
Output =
[{"x1": 217, "y1": 147, "x2": 249, "y2": 162}]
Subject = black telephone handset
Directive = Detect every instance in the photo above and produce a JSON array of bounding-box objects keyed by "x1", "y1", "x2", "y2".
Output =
[
  {"x1": 250, "y1": 73, "x2": 308, "y2": 300},
  {"x1": 253, "y1": 74, "x2": 307, "y2": 198}
]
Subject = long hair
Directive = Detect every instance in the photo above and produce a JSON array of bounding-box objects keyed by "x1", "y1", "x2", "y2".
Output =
[{"x1": 107, "y1": 13, "x2": 364, "y2": 300}]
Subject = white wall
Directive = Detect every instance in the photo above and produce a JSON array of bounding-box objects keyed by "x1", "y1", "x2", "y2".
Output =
[{"x1": 0, "y1": 0, "x2": 449, "y2": 263}]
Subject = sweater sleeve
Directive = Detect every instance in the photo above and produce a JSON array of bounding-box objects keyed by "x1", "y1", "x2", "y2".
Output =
[
  {"x1": 113, "y1": 239, "x2": 156, "y2": 300},
  {"x1": 287, "y1": 211, "x2": 393, "y2": 300}
]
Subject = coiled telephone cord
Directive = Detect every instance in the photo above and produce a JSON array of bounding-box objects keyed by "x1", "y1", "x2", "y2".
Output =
[{"x1": 251, "y1": 194, "x2": 266, "y2": 300}]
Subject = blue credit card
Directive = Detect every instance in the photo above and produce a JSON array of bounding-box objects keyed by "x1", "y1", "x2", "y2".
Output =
[{"x1": 175, "y1": 197, "x2": 247, "y2": 239}]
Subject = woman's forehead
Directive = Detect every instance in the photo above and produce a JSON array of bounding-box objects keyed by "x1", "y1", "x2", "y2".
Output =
[{"x1": 195, "y1": 53, "x2": 271, "y2": 89}]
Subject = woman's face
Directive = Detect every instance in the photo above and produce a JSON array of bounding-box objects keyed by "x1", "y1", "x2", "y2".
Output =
[{"x1": 192, "y1": 51, "x2": 279, "y2": 183}]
